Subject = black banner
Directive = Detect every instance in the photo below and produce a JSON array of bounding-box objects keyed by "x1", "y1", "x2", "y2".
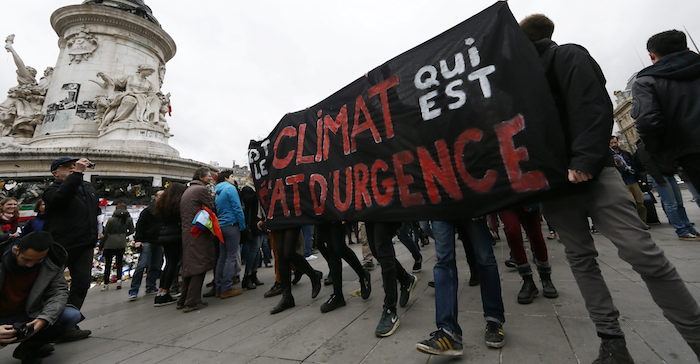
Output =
[{"x1": 248, "y1": 2, "x2": 567, "y2": 229}]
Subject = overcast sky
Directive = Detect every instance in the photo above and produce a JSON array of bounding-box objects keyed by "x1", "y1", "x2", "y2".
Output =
[{"x1": 2, "y1": 1, "x2": 699, "y2": 168}]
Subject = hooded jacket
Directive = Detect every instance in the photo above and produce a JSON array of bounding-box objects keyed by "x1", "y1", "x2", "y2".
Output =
[
  {"x1": 102, "y1": 209, "x2": 134, "y2": 250},
  {"x1": 534, "y1": 39, "x2": 614, "y2": 178},
  {"x1": 0, "y1": 239, "x2": 69, "y2": 325},
  {"x1": 214, "y1": 182, "x2": 246, "y2": 230},
  {"x1": 632, "y1": 50, "x2": 700, "y2": 160}
]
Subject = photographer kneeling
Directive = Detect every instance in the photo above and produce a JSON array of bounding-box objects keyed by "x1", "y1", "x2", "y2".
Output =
[{"x1": 0, "y1": 231, "x2": 83, "y2": 363}]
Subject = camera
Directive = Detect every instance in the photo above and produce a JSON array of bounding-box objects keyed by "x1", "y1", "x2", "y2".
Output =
[
  {"x1": 87, "y1": 162, "x2": 96, "y2": 169},
  {"x1": 12, "y1": 322, "x2": 34, "y2": 341}
]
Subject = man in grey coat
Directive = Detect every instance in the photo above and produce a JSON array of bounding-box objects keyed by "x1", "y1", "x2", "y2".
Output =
[{"x1": 0, "y1": 231, "x2": 84, "y2": 363}]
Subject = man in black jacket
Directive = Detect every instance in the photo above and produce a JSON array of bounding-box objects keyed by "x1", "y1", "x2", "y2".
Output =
[
  {"x1": 632, "y1": 30, "x2": 700, "y2": 192},
  {"x1": 42, "y1": 157, "x2": 99, "y2": 342},
  {"x1": 521, "y1": 14, "x2": 700, "y2": 363}
]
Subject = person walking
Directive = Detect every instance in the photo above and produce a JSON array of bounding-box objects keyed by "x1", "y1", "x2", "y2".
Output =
[
  {"x1": 521, "y1": 14, "x2": 700, "y2": 362},
  {"x1": 100, "y1": 204, "x2": 134, "y2": 291},
  {"x1": 179, "y1": 168, "x2": 217, "y2": 312},
  {"x1": 214, "y1": 170, "x2": 245, "y2": 299},
  {"x1": 498, "y1": 205, "x2": 558, "y2": 304}
]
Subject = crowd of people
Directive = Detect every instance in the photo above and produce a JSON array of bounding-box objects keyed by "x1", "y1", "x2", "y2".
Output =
[{"x1": 1, "y1": 13, "x2": 700, "y2": 364}]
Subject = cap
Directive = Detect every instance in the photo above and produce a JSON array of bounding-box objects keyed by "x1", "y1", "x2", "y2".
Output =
[{"x1": 50, "y1": 157, "x2": 79, "y2": 172}]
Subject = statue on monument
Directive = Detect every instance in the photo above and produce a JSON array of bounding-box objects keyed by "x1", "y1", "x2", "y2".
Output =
[
  {"x1": 0, "y1": 35, "x2": 47, "y2": 138},
  {"x1": 94, "y1": 64, "x2": 167, "y2": 131}
]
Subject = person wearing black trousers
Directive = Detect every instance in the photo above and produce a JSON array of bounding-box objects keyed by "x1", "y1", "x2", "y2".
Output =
[
  {"x1": 315, "y1": 222, "x2": 371, "y2": 313},
  {"x1": 270, "y1": 227, "x2": 323, "y2": 314},
  {"x1": 365, "y1": 222, "x2": 417, "y2": 337}
]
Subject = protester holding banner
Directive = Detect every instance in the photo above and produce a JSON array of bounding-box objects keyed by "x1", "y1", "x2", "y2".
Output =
[
  {"x1": 521, "y1": 13, "x2": 700, "y2": 362},
  {"x1": 365, "y1": 222, "x2": 417, "y2": 337},
  {"x1": 178, "y1": 167, "x2": 217, "y2": 312},
  {"x1": 314, "y1": 222, "x2": 371, "y2": 313},
  {"x1": 268, "y1": 227, "x2": 322, "y2": 314},
  {"x1": 416, "y1": 218, "x2": 505, "y2": 356}
]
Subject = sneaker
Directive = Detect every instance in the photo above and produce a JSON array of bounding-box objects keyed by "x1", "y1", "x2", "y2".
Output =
[
  {"x1": 399, "y1": 274, "x2": 417, "y2": 307},
  {"x1": 116, "y1": 280, "x2": 122, "y2": 290},
  {"x1": 362, "y1": 260, "x2": 375, "y2": 271},
  {"x1": 428, "y1": 281, "x2": 435, "y2": 288},
  {"x1": 129, "y1": 293, "x2": 138, "y2": 301},
  {"x1": 468, "y1": 274, "x2": 480, "y2": 287},
  {"x1": 101, "y1": 284, "x2": 108, "y2": 291},
  {"x1": 154, "y1": 293, "x2": 177, "y2": 307},
  {"x1": 320, "y1": 294, "x2": 346, "y2": 313},
  {"x1": 324, "y1": 274, "x2": 333, "y2": 286},
  {"x1": 305, "y1": 254, "x2": 318, "y2": 261},
  {"x1": 375, "y1": 308, "x2": 400, "y2": 337},
  {"x1": 265, "y1": 262, "x2": 273, "y2": 268},
  {"x1": 592, "y1": 337, "x2": 634, "y2": 364},
  {"x1": 311, "y1": 270, "x2": 323, "y2": 299},
  {"x1": 484, "y1": 321, "x2": 505, "y2": 348},
  {"x1": 412, "y1": 258, "x2": 422, "y2": 273},
  {"x1": 416, "y1": 328, "x2": 463, "y2": 356},
  {"x1": 504, "y1": 258, "x2": 516, "y2": 269},
  {"x1": 547, "y1": 231, "x2": 556, "y2": 240},
  {"x1": 12, "y1": 342, "x2": 55, "y2": 361},
  {"x1": 679, "y1": 233, "x2": 700, "y2": 241},
  {"x1": 145, "y1": 288, "x2": 157, "y2": 295}
]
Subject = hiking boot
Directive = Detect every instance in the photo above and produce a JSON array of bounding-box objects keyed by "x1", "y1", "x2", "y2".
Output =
[
  {"x1": 484, "y1": 321, "x2": 505, "y2": 348},
  {"x1": 375, "y1": 308, "x2": 399, "y2": 337},
  {"x1": 517, "y1": 265, "x2": 539, "y2": 304},
  {"x1": 538, "y1": 266, "x2": 559, "y2": 299},
  {"x1": 592, "y1": 337, "x2": 634, "y2": 364},
  {"x1": 359, "y1": 270, "x2": 372, "y2": 300},
  {"x1": 517, "y1": 276, "x2": 539, "y2": 304},
  {"x1": 416, "y1": 328, "x2": 463, "y2": 356},
  {"x1": 264, "y1": 282, "x2": 283, "y2": 298},
  {"x1": 219, "y1": 289, "x2": 243, "y2": 299},
  {"x1": 320, "y1": 294, "x2": 346, "y2": 313},
  {"x1": 271, "y1": 291, "x2": 295, "y2": 314},
  {"x1": 399, "y1": 274, "x2": 418, "y2": 307},
  {"x1": 154, "y1": 293, "x2": 177, "y2": 307},
  {"x1": 412, "y1": 258, "x2": 422, "y2": 273},
  {"x1": 311, "y1": 270, "x2": 323, "y2": 299},
  {"x1": 55, "y1": 326, "x2": 91, "y2": 343},
  {"x1": 183, "y1": 301, "x2": 208, "y2": 313}
]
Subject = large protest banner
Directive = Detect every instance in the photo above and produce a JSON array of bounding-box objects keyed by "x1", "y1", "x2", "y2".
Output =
[{"x1": 249, "y1": 2, "x2": 567, "y2": 229}]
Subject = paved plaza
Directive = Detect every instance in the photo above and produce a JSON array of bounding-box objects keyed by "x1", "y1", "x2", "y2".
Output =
[{"x1": 3, "y1": 194, "x2": 700, "y2": 364}]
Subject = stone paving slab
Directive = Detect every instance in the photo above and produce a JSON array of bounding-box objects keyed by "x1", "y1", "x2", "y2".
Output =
[{"x1": 2, "y1": 192, "x2": 700, "y2": 363}]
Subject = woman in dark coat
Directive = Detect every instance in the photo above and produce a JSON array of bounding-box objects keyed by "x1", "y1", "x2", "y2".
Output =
[
  {"x1": 178, "y1": 168, "x2": 217, "y2": 312},
  {"x1": 21, "y1": 199, "x2": 47, "y2": 237},
  {"x1": 101, "y1": 204, "x2": 134, "y2": 290}
]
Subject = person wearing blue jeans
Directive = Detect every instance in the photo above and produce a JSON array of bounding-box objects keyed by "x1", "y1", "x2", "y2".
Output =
[
  {"x1": 652, "y1": 175, "x2": 700, "y2": 240},
  {"x1": 416, "y1": 218, "x2": 505, "y2": 356},
  {"x1": 129, "y1": 242, "x2": 164, "y2": 298},
  {"x1": 214, "y1": 170, "x2": 247, "y2": 299},
  {"x1": 301, "y1": 225, "x2": 315, "y2": 259}
]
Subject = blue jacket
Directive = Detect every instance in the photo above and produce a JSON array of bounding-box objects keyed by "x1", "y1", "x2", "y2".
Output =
[{"x1": 215, "y1": 182, "x2": 246, "y2": 230}]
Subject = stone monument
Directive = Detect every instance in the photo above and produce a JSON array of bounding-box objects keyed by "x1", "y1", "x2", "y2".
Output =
[{"x1": 0, "y1": 0, "x2": 208, "y2": 204}]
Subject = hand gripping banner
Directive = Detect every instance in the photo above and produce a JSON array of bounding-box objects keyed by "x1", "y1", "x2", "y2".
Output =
[{"x1": 249, "y1": 2, "x2": 567, "y2": 229}]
